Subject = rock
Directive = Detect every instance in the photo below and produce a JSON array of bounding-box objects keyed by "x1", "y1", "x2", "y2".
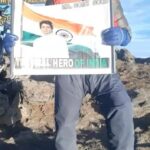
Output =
[
  {"x1": 135, "y1": 57, "x2": 150, "y2": 64},
  {"x1": 116, "y1": 48, "x2": 135, "y2": 63},
  {"x1": 20, "y1": 76, "x2": 54, "y2": 102},
  {"x1": 0, "y1": 49, "x2": 150, "y2": 150},
  {"x1": 0, "y1": 80, "x2": 21, "y2": 126}
]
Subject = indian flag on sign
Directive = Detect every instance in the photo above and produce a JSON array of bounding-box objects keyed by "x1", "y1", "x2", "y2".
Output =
[{"x1": 22, "y1": 2, "x2": 94, "y2": 46}]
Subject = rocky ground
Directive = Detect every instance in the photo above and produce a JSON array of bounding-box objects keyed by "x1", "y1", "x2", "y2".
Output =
[{"x1": 0, "y1": 49, "x2": 150, "y2": 150}]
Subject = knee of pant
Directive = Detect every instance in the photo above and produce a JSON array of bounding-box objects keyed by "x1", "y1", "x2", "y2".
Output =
[
  {"x1": 109, "y1": 89, "x2": 131, "y2": 107},
  {"x1": 107, "y1": 101, "x2": 133, "y2": 121},
  {"x1": 96, "y1": 88, "x2": 131, "y2": 108},
  {"x1": 97, "y1": 93, "x2": 132, "y2": 119}
]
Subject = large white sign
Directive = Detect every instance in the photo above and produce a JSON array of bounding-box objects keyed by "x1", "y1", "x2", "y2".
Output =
[{"x1": 12, "y1": 0, "x2": 115, "y2": 75}]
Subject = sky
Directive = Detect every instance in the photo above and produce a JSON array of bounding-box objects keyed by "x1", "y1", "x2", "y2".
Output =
[{"x1": 120, "y1": 0, "x2": 150, "y2": 58}]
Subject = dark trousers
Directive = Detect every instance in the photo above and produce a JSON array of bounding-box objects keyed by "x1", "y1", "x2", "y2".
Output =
[{"x1": 55, "y1": 74, "x2": 134, "y2": 150}]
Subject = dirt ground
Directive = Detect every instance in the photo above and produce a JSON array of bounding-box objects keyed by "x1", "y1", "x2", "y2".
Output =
[{"x1": 0, "y1": 52, "x2": 150, "y2": 150}]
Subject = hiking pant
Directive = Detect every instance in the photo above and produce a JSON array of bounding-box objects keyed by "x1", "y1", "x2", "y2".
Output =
[{"x1": 55, "y1": 74, "x2": 134, "y2": 150}]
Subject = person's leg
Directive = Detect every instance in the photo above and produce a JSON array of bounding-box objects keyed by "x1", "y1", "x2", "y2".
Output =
[
  {"x1": 98, "y1": 92, "x2": 134, "y2": 150},
  {"x1": 55, "y1": 75, "x2": 85, "y2": 150},
  {"x1": 94, "y1": 74, "x2": 134, "y2": 150}
]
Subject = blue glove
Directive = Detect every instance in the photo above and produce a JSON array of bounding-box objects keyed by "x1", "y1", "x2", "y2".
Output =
[
  {"x1": 101, "y1": 27, "x2": 131, "y2": 46},
  {"x1": 3, "y1": 33, "x2": 18, "y2": 55}
]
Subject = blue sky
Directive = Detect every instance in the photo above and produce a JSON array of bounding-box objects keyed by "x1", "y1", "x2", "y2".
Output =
[{"x1": 120, "y1": 0, "x2": 150, "y2": 58}]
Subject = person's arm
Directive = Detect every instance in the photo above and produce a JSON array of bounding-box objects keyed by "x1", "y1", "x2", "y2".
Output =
[
  {"x1": 3, "y1": 33, "x2": 18, "y2": 55},
  {"x1": 1, "y1": 23, "x2": 18, "y2": 55},
  {"x1": 112, "y1": 0, "x2": 131, "y2": 34},
  {"x1": 101, "y1": 0, "x2": 131, "y2": 46}
]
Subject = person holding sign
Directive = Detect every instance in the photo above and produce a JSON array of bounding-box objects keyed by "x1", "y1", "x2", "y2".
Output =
[
  {"x1": 45, "y1": 0, "x2": 134, "y2": 150},
  {"x1": 4, "y1": 0, "x2": 134, "y2": 150}
]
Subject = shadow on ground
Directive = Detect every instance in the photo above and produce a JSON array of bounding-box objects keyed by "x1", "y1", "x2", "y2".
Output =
[
  {"x1": 77, "y1": 124, "x2": 109, "y2": 150},
  {"x1": 134, "y1": 113, "x2": 150, "y2": 150},
  {"x1": 0, "y1": 122, "x2": 55, "y2": 150},
  {"x1": 30, "y1": 75, "x2": 55, "y2": 83}
]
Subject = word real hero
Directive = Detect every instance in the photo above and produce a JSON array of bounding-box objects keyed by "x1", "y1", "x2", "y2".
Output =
[{"x1": 15, "y1": 58, "x2": 109, "y2": 69}]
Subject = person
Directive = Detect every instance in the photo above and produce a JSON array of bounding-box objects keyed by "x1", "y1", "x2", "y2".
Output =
[
  {"x1": 0, "y1": 26, "x2": 20, "y2": 127},
  {"x1": 39, "y1": 20, "x2": 54, "y2": 36},
  {"x1": 0, "y1": 22, "x2": 18, "y2": 70},
  {"x1": 45, "y1": 0, "x2": 135, "y2": 150},
  {"x1": 0, "y1": 5, "x2": 15, "y2": 63},
  {"x1": 33, "y1": 20, "x2": 69, "y2": 58}
]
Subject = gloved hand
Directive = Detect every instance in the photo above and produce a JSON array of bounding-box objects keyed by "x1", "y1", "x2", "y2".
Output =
[
  {"x1": 101, "y1": 27, "x2": 131, "y2": 46},
  {"x1": 3, "y1": 33, "x2": 18, "y2": 55}
]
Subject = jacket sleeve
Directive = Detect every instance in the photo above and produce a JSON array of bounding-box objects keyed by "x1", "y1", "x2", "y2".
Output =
[{"x1": 112, "y1": 0, "x2": 131, "y2": 35}]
